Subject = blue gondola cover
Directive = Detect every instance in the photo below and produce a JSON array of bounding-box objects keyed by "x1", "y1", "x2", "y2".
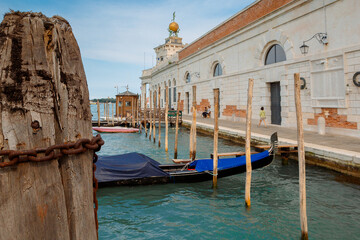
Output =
[
  {"x1": 189, "y1": 150, "x2": 270, "y2": 172},
  {"x1": 95, "y1": 152, "x2": 169, "y2": 182}
]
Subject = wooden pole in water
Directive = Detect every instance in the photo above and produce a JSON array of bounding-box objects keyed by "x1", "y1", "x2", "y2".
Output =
[
  {"x1": 153, "y1": 92, "x2": 156, "y2": 143},
  {"x1": 174, "y1": 92, "x2": 181, "y2": 159},
  {"x1": 112, "y1": 103, "x2": 114, "y2": 126},
  {"x1": 190, "y1": 86, "x2": 197, "y2": 160},
  {"x1": 139, "y1": 96, "x2": 142, "y2": 133},
  {"x1": 103, "y1": 102, "x2": 106, "y2": 121},
  {"x1": 165, "y1": 86, "x2": 169, "y2": 152},
  {"x1": 136, "y1": 97, "x2": 139, "y2": 128},
  {"x1": 158, "y1": 86, "x2": 161, "y2": 147},
  {"x1": 131, "y1": 99, "x2": 134, "y2": 127},
  {"x1": 245, "y1": 78, "x2": 254, "y2": 208},
  {"x1": 107, "y1": 101, "x2": 110, "y2": 125},
  {"x1": 294, "y1": 73, "x2": 308, "y2": 239},
  {"x1": 119, "y1": 100, "x2": 122, "y2": 120},
  {"x1": 189, "y1": 112, "x2": 193, "y2": 160},
  {"x1": 144, "y1": 90, "x2": 147, "y2": 137},
  {"x1": 213, "y1": 88, "x2": 220, "y2": 188},
  {"x1": 0, "y1": 13, "x2": 97, "y2": 239},
  {"x1": 116, "y1": 96, "x2": 119, "y2": 118},
  {"x1": 149, "y1": 90, "x2": 152, "y2": 140},
  {"x1": 104, "y1": 102, "x2": 106, "y2": 123},
  {"x1": 97, "y1": 100, "x2": 100, "y2": 127}
]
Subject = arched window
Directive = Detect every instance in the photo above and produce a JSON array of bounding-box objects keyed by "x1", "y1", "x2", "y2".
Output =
[
  {"x1": 213, "y1": 63, "x2": 222, "y2": 77},
  {"x1": 185, "y1": 72, "x2": 191, "y2": 83},
  {"x1": 265, "y1": 44, "x2": 286, "y2": 65}
]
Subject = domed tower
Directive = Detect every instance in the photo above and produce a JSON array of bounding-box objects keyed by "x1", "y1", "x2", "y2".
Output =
[
  {"x1": 154, "y1": 12, "x2": 184, "y2": 65},
  {"x1": 168, "y1": 12, "x2": 179, "y2": 37}
]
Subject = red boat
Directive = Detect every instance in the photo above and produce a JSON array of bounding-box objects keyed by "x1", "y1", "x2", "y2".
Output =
[{"x1": 92, "y1": 127, "x2": 139, "y2": 133}]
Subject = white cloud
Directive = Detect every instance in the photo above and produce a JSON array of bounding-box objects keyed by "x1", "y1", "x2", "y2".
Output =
[
  {"x1": 70, "y1": 0, "x2": 256, "y2": 66},
  {"x1": 0, "y1": 0, "x2": 256, "y2": 98}
]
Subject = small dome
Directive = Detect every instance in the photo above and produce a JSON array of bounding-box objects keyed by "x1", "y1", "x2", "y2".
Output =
[{"x1": 169, "y1": 22, "x2": 179, "y2": 32}]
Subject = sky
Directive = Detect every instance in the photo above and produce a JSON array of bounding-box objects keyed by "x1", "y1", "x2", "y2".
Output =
[{"x1": 0, "y1": 0, "x2": 256, "y2": 99}]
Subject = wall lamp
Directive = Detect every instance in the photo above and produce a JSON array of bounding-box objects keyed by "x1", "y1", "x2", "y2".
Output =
[{"x1": 300, "y1": 33, "x2": 328, "y2": 55}]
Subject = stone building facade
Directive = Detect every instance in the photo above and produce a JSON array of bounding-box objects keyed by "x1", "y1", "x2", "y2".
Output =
[{"x1": 140, "y1": 0, "x2": 360, "y2": 138}]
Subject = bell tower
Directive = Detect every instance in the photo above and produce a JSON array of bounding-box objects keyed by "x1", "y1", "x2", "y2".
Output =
[{"x1": 154, "y1": 12, "x2": 184, "y2": 65}]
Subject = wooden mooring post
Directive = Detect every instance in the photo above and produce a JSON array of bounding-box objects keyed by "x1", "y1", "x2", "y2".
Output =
[
  {"x1": 245, "y1": 78, "x2": 254, "y2": 208},
  {"x1": 112, "y1": 102, "x2": 114, "y2": 126},
  {"x1": 158, "y1": 86, "x2": 161, "y2": 147},
  {"x1": 189, "y1": 116, "x2": 193, "y2": 159},
  {"x1": 136, "y1": 97, "x2": 139, "y2": 128},
  {"x1": 97, "y1": 100, "x2": 100, "y2": 127},
  {"x1": 0, "y1": 12, "x2": 98, "y2": 239},
  {"x1": 106, "y1": 101, "x2": 110, "y2": 125},
  {"x1": 174, "y1": 92, "x2": 181, "y2": 159},
  {"x1": 132, "y1": 99, "x2": 135, "y2": 127},
  {"x1": 165, "y1": 86, "x2": 169, "y2": 152},
  {"x1": 193, "y1": 86, "x2": 197, "y2": 159},
  {"x1": 189, "y1": 86, "x2": 197, "y2": 160},
  {"x1": 153, "y1": 92, "x2": 156, "y2": 143},
  {"x1": 149, "y1": 91, "x2": 153, "y2": 140},
  {"x1": 144, "y1": 90, "x2": 147, "y2": 137},
  {"x1": 294, "y1": 73, "x2": 308, "y2": 239},
  {"x1": 103, "y1": 101, "x2": 106, "y2": 121},
  {"x1": 213, "y1": 88, "x2": 220, "y2": 188},
  {"x1": 139, "y1": 96, "x2": 142, "y2": 133}
]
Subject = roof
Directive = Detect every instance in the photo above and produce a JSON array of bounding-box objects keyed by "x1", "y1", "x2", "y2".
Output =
[
  {"x1": 116, "y1": 90, "x2": 138, "y2": 96},
  {"x1": 178, "y1": 0, "x2": 294, "y2": 61}
]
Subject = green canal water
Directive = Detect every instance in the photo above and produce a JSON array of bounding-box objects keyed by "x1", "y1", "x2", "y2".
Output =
[{"x1": 91, "y1": 106, "x2": 360, "y2": 239}]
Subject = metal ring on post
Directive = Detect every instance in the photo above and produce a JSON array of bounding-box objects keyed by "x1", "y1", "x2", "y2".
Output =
[
  {"x1": 353, "y1": 72, "x2": 360, "y2": 87},
  {"x1": 300, "y1": 77, "x2": 306, "y2": 90}
]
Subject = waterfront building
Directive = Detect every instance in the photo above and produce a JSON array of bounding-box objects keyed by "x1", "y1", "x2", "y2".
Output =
[
  {"x1": 140, "y1": 0, "x2": 360, "y2": 138},
  {"x1": 115, "y1": 89, "x2": 138, "y2": 117}
]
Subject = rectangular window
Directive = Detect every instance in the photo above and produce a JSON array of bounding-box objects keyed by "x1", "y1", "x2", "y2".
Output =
[{"x1": 125, "y1": 101, "x2": 131, "y2": 107}]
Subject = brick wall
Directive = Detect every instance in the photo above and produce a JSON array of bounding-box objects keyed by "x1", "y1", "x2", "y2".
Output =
[
  {"x1": 196, "y1": 99, "x2": 211, "y2": 113},
  {"x1": 307, "y1": 108, "x2": 357, "y2": 130},
  {"x1": 222, "y1": 105, "x2": 246, "y2": 118},
  {"x1": 178, "y1": 0, "x2": 293, "y2": 61}
]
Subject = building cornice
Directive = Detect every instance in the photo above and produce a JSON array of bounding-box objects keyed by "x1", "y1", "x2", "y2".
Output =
[
  {"x1": 178, "y1": 0, "x2": 295, "y2": 61},
  {"x1": 177, "y1": 0, "x2": 337, "y2": 65}
]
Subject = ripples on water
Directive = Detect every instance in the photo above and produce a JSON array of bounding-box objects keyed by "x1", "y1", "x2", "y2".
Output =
[{"x1": 92, "y1": 109, "x2": 360, "y2": 239}]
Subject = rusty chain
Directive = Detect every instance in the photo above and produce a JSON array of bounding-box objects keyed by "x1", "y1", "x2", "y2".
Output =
[{"x1": 0, "y1": 134, "x2": 104, "y2": 238}]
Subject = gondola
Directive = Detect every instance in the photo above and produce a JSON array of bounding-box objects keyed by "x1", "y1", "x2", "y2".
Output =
[{"x1": 95, "y1": 132, "x2": 278, "y2": 187}]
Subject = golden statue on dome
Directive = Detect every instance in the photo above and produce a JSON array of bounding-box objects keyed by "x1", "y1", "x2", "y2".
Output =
[{"x1": 168, "y1": 12, "x2": 180, "y2": 37}]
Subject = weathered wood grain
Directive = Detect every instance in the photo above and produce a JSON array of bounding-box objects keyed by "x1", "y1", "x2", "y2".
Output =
[
  {"x1": 213, "y1": 88, "x2": 219, "y2": 188},
  {"x1": 0, "y1": 12, "x2": 96, "y2": 240},
  {"x1": 294, "y1": 73, "x2": 308, "y2": 239},
  {"x1": 245, "y1": 78, "x2": 254, "y2": 208}
]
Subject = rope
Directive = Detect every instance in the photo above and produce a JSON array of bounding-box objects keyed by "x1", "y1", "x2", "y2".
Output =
[{"x1": 204, "y1": 170, "x2": 218, "y2": 176}]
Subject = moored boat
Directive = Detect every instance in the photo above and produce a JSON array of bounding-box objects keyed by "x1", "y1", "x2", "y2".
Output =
[
  {"x1": 92, "y1": 126, "x2": 139, "y2": 133},
  {"x1": 95, "y1": 132, "x2": 278, "y2": 187}
]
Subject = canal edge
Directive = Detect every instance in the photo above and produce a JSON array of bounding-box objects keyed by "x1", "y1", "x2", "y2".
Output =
[{"x1": 182, "y1": 120, "x2": 360, "y2": 178}]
